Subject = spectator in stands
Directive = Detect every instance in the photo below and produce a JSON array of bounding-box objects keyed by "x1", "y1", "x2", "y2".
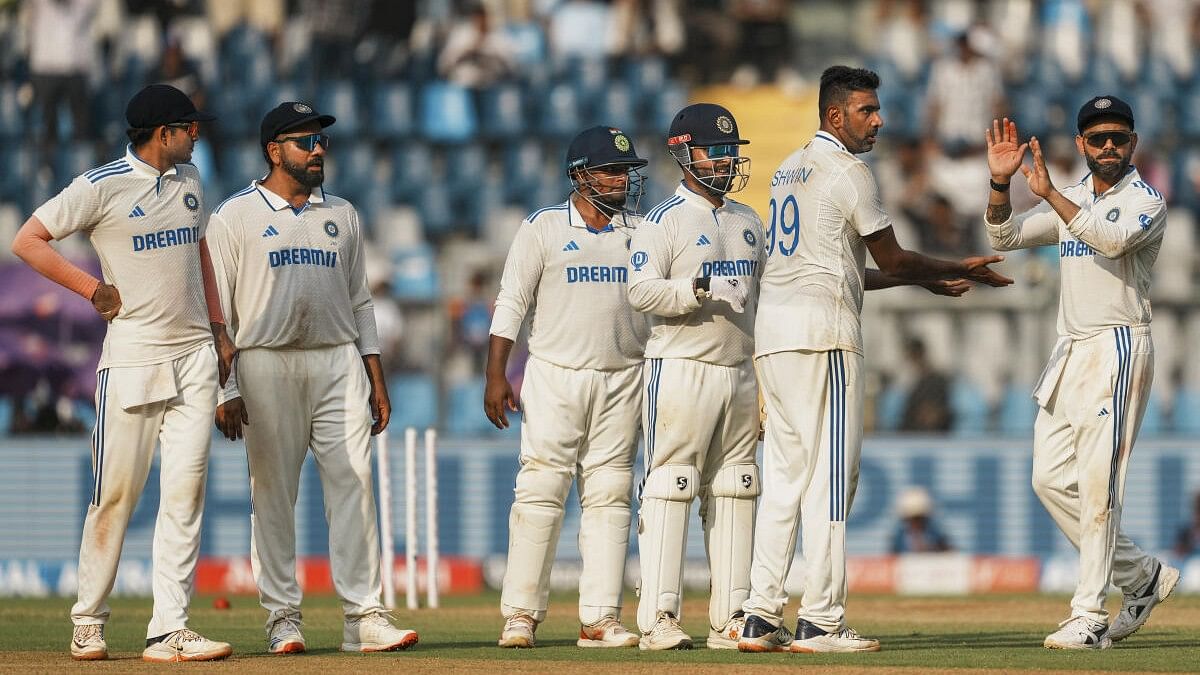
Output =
[
  {"x1": 869, "y1": 0, "x2": 929, "y2": 83},
  {"x1": 449, "y1": 269, "x2": 494, "y2": 374},
  {"x1": 900, "y1": 337, "x2": 953, "y2": 432},
  {"x1": 1174, "y1": 493, "x2": 1200, "y2": 558},
  {"x1": 25, "y1": 0, "x2": 98, "y2": 167},
  {"x1": 925, "y1": 29, "x2": 1005, "y2": 157},
  {"x1": 610, "y1": 0, "x2": 685, "y2": 58},
  {"x1": 205, "y1": 0, "x2": 284, "y2": 44},
  {"x1": 679, "y1": 0, "x2": 740, "y2": 84},
  {"x1": 437, "y1": 1, "x2": 517, "y2": 89},
  {"x1": 301, "y1": 0, "x2": 371, "y2": 80},
  {"x1": 891, "y1": 486, "x2": 953, "y2": 553},
  {"x1": 913, "y1": 193, "x2": 974, "y2": 258},
  {"x1": 547, "y1": 0, "x2": 615, "y2": 58},
  {"x1": 729, "y1": 0, "x2": 793, "y2": 87}
]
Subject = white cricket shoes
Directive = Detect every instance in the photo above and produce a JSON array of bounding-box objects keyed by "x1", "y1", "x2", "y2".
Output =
[
  {"x1": 638, "y1": 611, "x2": 693, "y2": 651},
  {"x1": 71, "y1": 624, "x2": 107, "y2": 661},
  {"x1": 341, "y1": 612, "x2": 419, "y2": 652},
  {"x1": 1043, "y1": 616, "x2": 1112, "y2": 650},
  {"x1": 267, "y1": 612, "x2": 306, "y2": 654},
  {"x1": 737, "y1": 614, "x2": 793, "y2": 653},
  {"x1": 498, "y1": 612, "x2": 538, "y2": 648},
  {"x1": 790, "y1": 619, "x2": 881, "y2": 653},
  {"x1": 142, "y1": 628, "x2": 233, "y2": 662},
  {"x1": 707, "y1": 611, "x2": 746, "y2": 650},
  {"x1": 577, "y1": 616, "x2": 639, "y2": 648},
  {"x1": 1110, "y1": 561, "x2": 1180, "y2": 642}
]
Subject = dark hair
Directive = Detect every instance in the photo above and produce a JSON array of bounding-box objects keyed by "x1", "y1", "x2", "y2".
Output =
[
  {"x1": 818, "y1": 66, "x2": 881, "y2": 120},
  {"x1": 125, "y1": 127, "x2": 156, "y2": 146}
]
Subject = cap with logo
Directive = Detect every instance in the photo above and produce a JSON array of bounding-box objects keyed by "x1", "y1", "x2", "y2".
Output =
[
  {"x1": 565, "y1": 125, "x2": 648, "y2": 173},
  {"x1": 1077, "y1": 95, "x2": 1135, "y2": 134},
  {"x1": 260, "y1": 102, "x2": 337, "y2": 147},
  {"x1": 125, "y1": 84, "x2": 216, "y2": 128},
  {"x1": 667, "y1": 102, "x2": 749, "y2": 148}
]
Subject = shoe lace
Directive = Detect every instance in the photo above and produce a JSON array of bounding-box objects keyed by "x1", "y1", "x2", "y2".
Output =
[
  {"x1": 272, "y1": 614, "x2": 303, "y2": 636},
  {"x1": 365, "y1": 611, "x2": 397, "y2": 627},
  {"x1": 651, "y1": 612, "x2": 682, "y2": 637},
  {"x1": 171, "y1": 629, "x2": 205, "y2": 644},
  {"x1": 588, "y1": 616, "x2": 626, "y2": 634},
  {"x1": 835, "y1": 627, "x2": 865, "y2": 640},
  {"x1": 1057, "y1": 616, "x2": 1102, "y2": 634},
  {"x1": 504, "y1": 613, "x2": 536, "y2": 632},
  {"x1": 75, "y1": 624, "x2": 103, "y2": 641}
]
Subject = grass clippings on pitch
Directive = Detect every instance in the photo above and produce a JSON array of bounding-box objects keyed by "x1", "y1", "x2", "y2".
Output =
[{"x1": 1, "y1": 592, "x2": 1197, "y2": 673}]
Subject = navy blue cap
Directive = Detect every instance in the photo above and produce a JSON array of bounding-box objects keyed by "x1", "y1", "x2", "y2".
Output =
[
  {"x1": 1077, "y1": 95, "x2": 1135, "y2": 133},
  {"x1": 667, "y1": 103, "x2": 748, "y2": 147},
  {"x1": 126, "y1": 84, "x2": 215, "y2": 128},
  {"x1": 261, "y1": 102, "x2": 336, "y2": 147},
  {"x1": 565, "y1": 126, "x2": 647, "y2": 172}
]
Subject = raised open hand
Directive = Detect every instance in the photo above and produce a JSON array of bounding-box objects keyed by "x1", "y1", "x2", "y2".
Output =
[{"x1": 986, "y1": 118, "x2": 1028, "y2": 181}]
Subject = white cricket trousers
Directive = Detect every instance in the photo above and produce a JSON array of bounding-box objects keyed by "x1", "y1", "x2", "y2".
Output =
[
  {"x1": 238, "y1": 343, "x2": 385, "y2": 620},
  {"x1": 743, "y1": 349, "x2": 863, "y2": 633},
  {"x1": 71, "y1": 343, "x2": 217, "y2": 639},
  {"x1": 501, "y1": 356, "x2": 641, "y2": 624},
  {"x1": 1033, "y1": 325, "x2": 1157, "y2": 623}
]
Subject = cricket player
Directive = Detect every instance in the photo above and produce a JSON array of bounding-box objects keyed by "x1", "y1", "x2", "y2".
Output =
[
  {"x1": 984, "y1": 97, "x2": 1178, "y2": 649},
  {"x1": 485, "y1": 125, "x2": 649, "y2": 649},
  {"x1": 206, "y1": 102, "x2": 417, "y2": 654},
  {"x1": 628, "y1": 103, "x2": 764, "y2": 651},
  {"x1": 738, "y1": 66, "x2": 1011, "y2": 654},
  {"x1": 10, "y1": 84, "x2": 235, "y2": 662}
]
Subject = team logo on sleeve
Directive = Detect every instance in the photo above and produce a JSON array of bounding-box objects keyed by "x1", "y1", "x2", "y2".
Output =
[
  {"x1": 182, "y1": 193, "x2": 199, "y2": 211},
  {"x1": 324, "y1": 220, "x2": 339, "y2": 238},
  {"x1": 1139, "y1": 213, "x2": 1153, "y2": 230},
  {"x1": 1106, "y1": 207, "x2": 1121, "y2": 222},
  {"x1": 743, "y1": 229, "x2": 757, "y2": 247},
  {"x1": 631, "y1": 251, "x2": 649, "y2": 271}
]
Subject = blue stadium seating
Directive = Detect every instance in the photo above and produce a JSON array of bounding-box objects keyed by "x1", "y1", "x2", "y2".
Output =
[
  {"x1": 445, "y1": 376, "x2": 503, "y2": 436},
  {"x1": 388, "y1": 374, "x2": 439, "y2": 431},
  {"x1": 445, "y1": 145, "x2": 488, "y2": 198},
  {"x1": 327, "y1": 141, "x2": 377, "y2": 206},
  {"x1": 597, "y1": 82, "x2": 638, "y2": 133},
  {"x1": 371, "y1": 82, "x2": 415, "y2": 139},
  {"x1": 317, "y1": 81, "x2": 361, "y2": 138},
  {"x1": 390, "y1": 245, "x2": 440, "y2": 301},
  {"x1": 417, "y1": 184, "x2": 455, "y2": 237},
  {"x1": 420, "y1": 82, "x2": 478, "y2": 143},
  {"x1": 391, "y1": 142, "x2": 435, "y2": 203},
  {"x1": 997, "y1": 383, "x2": 1038, "y2": 436},
  {"x1": 950, "y1": 377, "x2": 990, "y2": 437},
  {"x1": 217, "y1": 142, "x2": 264, "y2": 197},
  {"x1": 502, "y1": 140, "x2": 545, "y2": 204},
  {"x1": 1173, "y1": 387, "x2": 1200, "y2": 434},
  {"x1": 478, "y1": 84, "x2": 526, "y2": 139},
  {"x1": 875, "y1": 383, "x2": 907, "y2": 432},
  {"x1": 538, "y1": 83, "x2": 582, "y2": 140}
]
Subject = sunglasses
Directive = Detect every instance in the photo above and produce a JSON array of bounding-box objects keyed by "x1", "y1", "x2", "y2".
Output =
[
  {"x1": 274, "y1": 133, "x2": 330, "y2": 152},
  {"x1": 165, "y1": 121, "x2": 198, "y2": 134},
  {"x1": 704, "y1": 144, "x2": 740, "y2": 159},
  {"x1": 1083, "y1": 131, "x2": 1131, "y2": 149}
]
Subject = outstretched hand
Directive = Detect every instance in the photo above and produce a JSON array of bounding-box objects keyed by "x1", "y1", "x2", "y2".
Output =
[
  {"x1": 922, "y1": 278, "x2": 973, "y2": 297},
  {"x1": 986, "y1": 118, "x2": 1028, "y2": 181},
  {"x1": 1020, "y1": 136, "x2": 1055, "y2": 199},
  {"x1": 959, "y1": 255, "x2": 1014, "y2": 287}
]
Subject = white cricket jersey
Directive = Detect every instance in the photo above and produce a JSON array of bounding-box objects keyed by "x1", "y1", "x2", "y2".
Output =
[
  {"x1": 205, "y1": 182, "x2": 380, "y2": 399},
  {"x1": 985, "y1": 166, "x2": 1167, "y2": 339},
  {"x1": 628, "y1": 183, "x2": 766, "y2": 366},
  {"x1": 33, "y1": 146, "x2": 211, "y2": 369},
  {"x1": 490, "y1": 198, "x2": 648, "y2": 370},
  {"x1": 754, "y1": 131, "x2": 891, "y2": 358}
]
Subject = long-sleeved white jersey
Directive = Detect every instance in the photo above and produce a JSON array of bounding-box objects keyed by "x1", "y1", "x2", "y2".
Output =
[
  {"x1": 754, "y1": 131, "x2": 892, "y2": 358},
  {"x1": 33, "y1": 146, "x2": 211, "y2": 369},
  {"x1": 985, "y1": 166, "x2": 1167, "y2": 339},
  {"x1": 490, "y1": 198, "x2": 647, "y2": 370},
  {"x1": 205, "y1": 182, "x2": 380, "y2": 400},
  {"x1": 628, "y1": 183, "x2": 766, "y2": 366}
]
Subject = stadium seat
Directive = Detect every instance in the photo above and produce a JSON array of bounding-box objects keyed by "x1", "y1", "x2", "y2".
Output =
[
  {"x1": 391, "y1": 142, "x2": 435, "y2": 203},
  {"x1": 650, "y1": 82, "x2": 689, "y2": 133},
  {"x1": 478, "y1": 84, "x2": 526, "y2": 140},
  {"x1": 537, "y1": 83, "x2": 582, "y2": 140},
  {"x1": 949, "y1": 377, "x2": 990, "y2": 437},
  {"x1": 502, "y1": 140, "x2": 545, "y2": 204},
  {"x1": 325, "y1": 140, "x2": 376, "y2": 204},
  {"x1": 997, "y1": 383, "x2": 1038, "y2": 436},
  {"x1": 371, "y1": 82, "x2": 415, "y2": 139},
  {"x1": 390, "y1": 245, "x2": 440, "y2": 302},
  {"x1": 420, "y1": 81, "x2": 478, "y2": 143},
  {"x1": 211, "y1": 85, "x2": 256, "y2": 138},
  {"x1": 1139, "y1": 394, "x2": 1166, "y2": 437},
  {"x1": 875, "y1": 382, "x2": 907, "y2": 432},
  {"x1": 417, "y1": 184, "x2": 455, "y2": 238},
  {"x1": 445, "y1": 145, "x2": 488, "y2": 198},
  {"x1": 388, "y1": 374, "x2": 439, "y2": 431},
  {"x1": 217, "y1": 142, "x2": 265, "y2": 197},
  {"x1": 596, "y1": 82, "x2": 637, "y2": 133},
  {"x1": 445, "y1": 376, "x2": 496, "y2": 436},
  {"x1": 317, "y1": 82, "x2": 361, "y2": 138},
  {"x1": 0, "y1": 83, "x2": 23, "y2": 140},
  {"x1": 1173, "y1": 387, "x2": 1200, "y2": 434}
]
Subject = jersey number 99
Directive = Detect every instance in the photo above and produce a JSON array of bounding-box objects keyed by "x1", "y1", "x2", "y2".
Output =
[{"x1": 766, "y1": 195, "x2": 800, "y2": 257}]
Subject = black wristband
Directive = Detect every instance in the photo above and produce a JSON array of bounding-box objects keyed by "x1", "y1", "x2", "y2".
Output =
[
  {"x1": 990, "y1": 178, "x2": 1011, "y2": 193},
  {"x1": 694, "y1": 277, "x2": 711, "y2": 292}
]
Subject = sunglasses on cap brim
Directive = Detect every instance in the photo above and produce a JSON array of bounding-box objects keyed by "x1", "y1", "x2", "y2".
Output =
[{"x1": 1082, "y1": 131, "x2": 1132, "y2": 149}]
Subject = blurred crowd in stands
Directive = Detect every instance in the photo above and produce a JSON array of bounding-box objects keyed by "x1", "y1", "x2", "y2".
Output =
[{"x1": 4, "y1": 0, "x2": 1200, "y2": 446}]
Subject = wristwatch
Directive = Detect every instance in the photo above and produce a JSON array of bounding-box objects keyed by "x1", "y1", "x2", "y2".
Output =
[{"x1": 693, "y1": 277, "x2": 712, "y2": 300}]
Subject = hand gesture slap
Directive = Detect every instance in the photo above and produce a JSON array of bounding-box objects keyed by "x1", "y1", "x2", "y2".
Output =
[
  {"x1": 985, "y1": 118, "x2": 1028, "y2": 181},
  {"x1": 959, "y1": 255, "x2": 1014, "y2": 287},
  {"x1": 1020, "y1": 136, "x2": 1056, "y2": 199}
]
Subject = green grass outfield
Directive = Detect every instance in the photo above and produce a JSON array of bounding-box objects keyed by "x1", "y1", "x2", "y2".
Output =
[{"x1": 1, "y1": 592, "x2": 1197, "y2": 673}]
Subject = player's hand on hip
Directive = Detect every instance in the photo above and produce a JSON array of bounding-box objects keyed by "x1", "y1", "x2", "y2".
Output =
[
  {"x1": 369, "y1": 378, "x2": 391, "y2": 435},
  {"x1": 959, "y1": 255, "x2": 1014, "y2": 287},
  {"x1": 709, "y1": 277, "x2": 749, "y2": 313},
  {"x1": 211, "y1": 323, "x2": 237, "y2": 387},
  {"x1": 91, "y1": 283, "x2": 121, "y2": 322},
  {"x1": 484, "y1": 374, "x2": 519, "y2": 429},
  {"x1": 922, "y1": 278, "x2": 972, "y2": 297},
  {"x1": 985, "y1": 117, "x2": 1028, "y2": 181},
  {"x1": 1020, "y1": 136, "x2": 1056, "y2": 198},
  {"x1": 215, "y1": 397, "x2": 248, "y2": 441}
]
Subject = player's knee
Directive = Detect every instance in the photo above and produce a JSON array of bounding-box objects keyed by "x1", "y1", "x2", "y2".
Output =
[
  {"x1": 642, "y1": 464, "x2": 700, "y2": 502},
  {"x1": 709, "y1": 463, "x2": 760, "y2": 499},
  {"x1": 579, "y1": 467, "x2": 632, "y2": 509},
  {"x1": 514, "y1": 464, "x2": 573, "y2": 509}
]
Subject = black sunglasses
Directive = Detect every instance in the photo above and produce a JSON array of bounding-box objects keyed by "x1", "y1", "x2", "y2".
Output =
[
  {"x1": 274, "y1": 133, "x2": 330, "y2": 152},
  {"x1": 1083, "y1": 131, "x2": 1132, "y2": 149}
]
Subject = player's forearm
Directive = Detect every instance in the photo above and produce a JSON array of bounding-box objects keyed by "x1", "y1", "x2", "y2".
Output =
[
  {"x1": 627, "y1": 278, "x2": 702, "y2": 316},
  {"x1": 12, "y1": 216, "x2": 101, "y2": 300},
  {"x1": 362, "y1": 353, "x2": 386, "y2": 390},
  {"x1": 198, "y1": 238, "x2": 226, "y2": 325},
  {"x1": 486, "y1": 335, "x2": 514, "y2": 379},
  {"x1": 865, "y1": 269, "x2": 909, "y2": 290},
  {"x1": 878, "y1": 249, "x2": 961, "y2": 282}
]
